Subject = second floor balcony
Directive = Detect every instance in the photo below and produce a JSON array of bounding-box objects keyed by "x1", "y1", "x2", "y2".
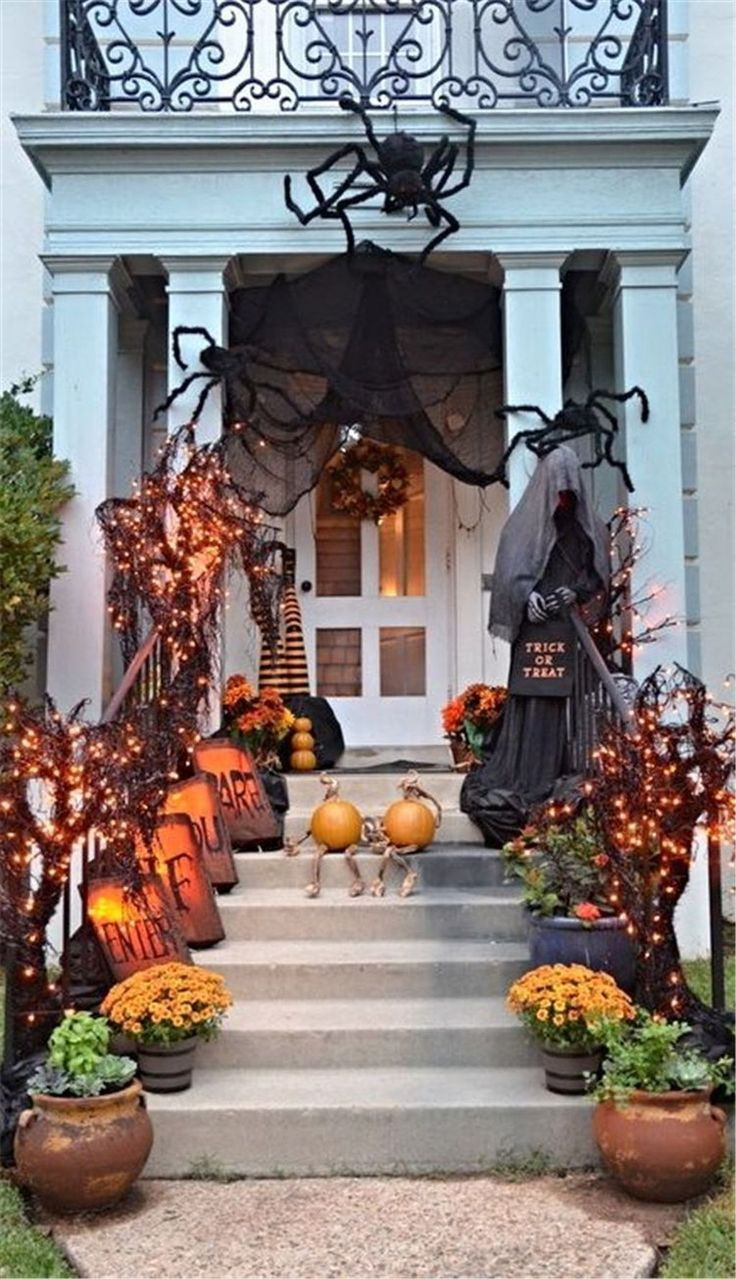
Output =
[{"x1": 61, "y1": 0, "x2": 668, "y2": 114}]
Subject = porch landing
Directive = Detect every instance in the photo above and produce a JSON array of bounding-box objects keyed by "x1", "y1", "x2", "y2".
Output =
[{"x1": 142, "y1": 772, "x2": 598, "y2": 1175}]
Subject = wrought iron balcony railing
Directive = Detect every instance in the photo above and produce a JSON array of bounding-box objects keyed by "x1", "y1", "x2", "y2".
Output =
[{"x1": 60, "y1": 0, "x2": 668, "y2": 114}]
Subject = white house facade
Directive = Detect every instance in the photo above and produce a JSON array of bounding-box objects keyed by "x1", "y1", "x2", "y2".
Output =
[{"x1": 1, "y1": 0, "x2": 734, "y2": 1177}]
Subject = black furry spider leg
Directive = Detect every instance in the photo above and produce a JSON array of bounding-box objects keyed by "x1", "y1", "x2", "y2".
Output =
[
  {"x1": 339, "y1": 95, "x2": 384, "y2": 160},
  {"x1": 432, "y1": 145, "x2": 460, "y2": 197},
  {"x1": 171, "y1": 325, "x2": 217, "y2": 372},
  {"x1": 433, "y1": 102, "x2": 476, "y2": 197},
  {"x1": 284, "y1": 147, "x2": 367, "y2": 225},
  {"x1": 153, "y1": 371, "x2": 219, "y2": 421},
  {"x1": 418, "y1": 203, "x2": 460, "y2": 262}
]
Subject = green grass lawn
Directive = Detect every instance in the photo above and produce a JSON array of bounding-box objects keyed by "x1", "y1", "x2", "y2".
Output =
[
  {"x1": 660, "y1": 1168, "x2": 735, "y2": 1279},
  {"x1": 682, "y1": 951, "x2": 736, "y2": 1010},
  {"x1": 0, "y1": 1182, "x2": 73, "y2": 1279}
]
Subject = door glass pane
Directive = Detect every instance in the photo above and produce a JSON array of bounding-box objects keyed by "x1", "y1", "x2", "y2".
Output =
[
  {"x1": 315, "y1": 468, "x2": 361, "y2": 596},
  {"x1": 378, "y1": 452, "x2": 425, "y2": 597},
  {"x1": 316, "y1": 628, "x2": 362, "y2": 697},
  {"x1": 379, "y1": 627, "x2": 426, "y2": 696}
]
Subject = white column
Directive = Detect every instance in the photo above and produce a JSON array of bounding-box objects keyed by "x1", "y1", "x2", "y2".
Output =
[
  {"x1": 113, "y1": 317, "x2": 147, "y2": 498},
  {"x1": 44, "y1": 256, "x2": 119, "y2": 717},
  {"x1": 497, "y1": 253, "x2": 566, "y2": 507},
  {"x1": 613, "y1": 251, "x2": 689, "y2": 674},
  {"x1": 161, "y1": 257, "x2": 228, "y2": 443},
  {"x1": 585, "y1": 314, "x2": 624, "y2": 520}
]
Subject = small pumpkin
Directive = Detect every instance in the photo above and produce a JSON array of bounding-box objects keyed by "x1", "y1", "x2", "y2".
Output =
[
  {"x1": 291, "y1": 749, "x2": 317, "y2": 771},
  {"x1": 311, "y1": 796, "x2": 363, "y2": 850},
  {"x1": 293, "y1": 717, "x2": 313, "y2": 733},
  {"x1": 291, "y1": 731, "x2": 315, "y2": 751},
  {"x1": 383, "y1": 798, "x2": 437, "y2": 849}
]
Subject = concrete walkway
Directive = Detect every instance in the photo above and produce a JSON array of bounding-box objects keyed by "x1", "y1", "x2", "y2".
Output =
[{"x1": 43, "y1": 1174, "x2": 687, "y2": 1278}]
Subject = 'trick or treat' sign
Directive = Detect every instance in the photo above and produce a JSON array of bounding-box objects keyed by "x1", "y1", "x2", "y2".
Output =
[{"x1": 509, "y1": 619, "x2": 574, "y2": 697}]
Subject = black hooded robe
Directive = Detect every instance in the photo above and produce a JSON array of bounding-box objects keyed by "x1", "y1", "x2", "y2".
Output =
[{"x1": 461, "y1": 447, "x2": 609, "y2": 846}]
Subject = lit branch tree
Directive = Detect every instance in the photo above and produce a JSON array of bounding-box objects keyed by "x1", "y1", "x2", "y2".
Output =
[
  {"x1": 591, "y1": 507, "x2": 679, "y2": 668},
  {"x1": 587, "y1": 665, "x2": 735, "y2": 1054}
]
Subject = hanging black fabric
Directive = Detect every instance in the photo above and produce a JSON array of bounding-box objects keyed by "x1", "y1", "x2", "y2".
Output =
[{"x1": 211, "y1": 244, "x2": 504, "y2": 515}]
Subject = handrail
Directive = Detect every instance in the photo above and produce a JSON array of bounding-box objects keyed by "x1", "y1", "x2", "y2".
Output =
[
  {"x1": 568, "y1": 607, "x2": 637, "y2": 731},
  {"x1": 100, "y1": 625, "x2": 159, "y2": 724}
]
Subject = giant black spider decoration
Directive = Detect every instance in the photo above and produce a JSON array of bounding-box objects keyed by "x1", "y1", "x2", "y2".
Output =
[
  {"x1": 493, "y1": 386, "x2": 650, "y2": 492},
  {"x1": 284, "y1": 96, "x2": 476, "y2": 262}
]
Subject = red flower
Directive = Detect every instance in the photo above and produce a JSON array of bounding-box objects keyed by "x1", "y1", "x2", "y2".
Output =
[
  {"x1": 593, "y1": 853, "x2": 610, "y2": 868},
  {"x1": 574, "y1": 902, "x2": 602, "y2": 922}
]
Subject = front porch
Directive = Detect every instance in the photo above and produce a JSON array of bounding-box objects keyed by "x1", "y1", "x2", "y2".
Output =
[{"x1": 14, "y1": 104, "x2": 714, "y2": 726}]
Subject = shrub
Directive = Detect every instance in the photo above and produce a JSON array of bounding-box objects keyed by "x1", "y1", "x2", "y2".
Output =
[{"x1": 0, "y1": 379, "x2": 73, "y2": 692}]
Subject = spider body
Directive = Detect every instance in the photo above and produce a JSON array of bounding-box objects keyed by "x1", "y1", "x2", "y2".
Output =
[{"x1": 284, "y1": 96, "x2": 476, "y2": 261}]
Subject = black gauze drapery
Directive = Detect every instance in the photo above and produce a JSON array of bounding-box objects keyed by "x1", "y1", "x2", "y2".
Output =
[{"x1": 212, "y1": 246, "x2": 503, "y2": 514}]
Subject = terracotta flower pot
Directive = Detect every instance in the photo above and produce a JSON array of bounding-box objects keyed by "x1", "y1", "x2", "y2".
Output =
[
  {"x1": 540, "y1": 1042, "x2": 603, "y2": 1095},
  {"x1": 14, "y1": 1079, "x2": 153, "y2": 1214},
  {"x1": 137, "y1": 1036, "x2": 198, "y2": 1093},
  {"x1": 593, "y1": 1090, "x2": 727, "y2": 1202}
]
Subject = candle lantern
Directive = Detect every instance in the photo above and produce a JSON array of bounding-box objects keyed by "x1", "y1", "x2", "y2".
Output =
[
  {"x1": 163, "y1": 773, "x2": 239, "y2": 894},
  {"x1": 87, "y1": 875, "x2": 190, "y2": 983},
  {"x1": 137, "y1": 815, "x2": 225, "y2": 949},
  {"x1": 193, "y1": 739, "x2": 280, "y2": 847}
]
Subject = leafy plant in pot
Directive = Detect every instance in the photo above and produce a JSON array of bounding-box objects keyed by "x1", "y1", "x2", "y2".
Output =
[
  {"x1": 441, "y1": 683, "x2": 507, "y2": 770},
  {"x1": 502, "y1": 810, "x2": 636, "y2": 992},
  {"x1": 591, "y1": 1010, "x2": 734, "y2": 1202},
  {"x1": 101, "y1": 961, "x2": 232, "y2": 1093},
  {"x1": 14, "y1": 1011, "x2": 153, "y2": 1213},
  {"x1": 506, "y1": 963, "x2": 635, "y2": 1094}
]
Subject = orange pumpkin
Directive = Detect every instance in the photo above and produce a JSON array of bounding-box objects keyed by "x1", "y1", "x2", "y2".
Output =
[
  {"x1": 311, "y1": 797, "x2": 363, "y2": 849},
  {"x1": 291, "y1": 749, "x2": 317, "y2": 771},
  {"x1": 293, "y1": 717, "x2": 313, "y2": 733},
  {"x1": 383, "y1": 798, "x2": 437, "y2": 849},
  {"x1": 291, "y1": 731, "x2": 315, "y2": 751}
]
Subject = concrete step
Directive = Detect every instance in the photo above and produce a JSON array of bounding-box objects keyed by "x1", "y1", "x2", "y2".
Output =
[
  {"x1": 233, "y1": 846, "x2": 507, "y2": 890},
  {"x1": 285, "y1": 769, "x2": 463, "y2": 809},
  {"x1": 144, "y1": 1065, "x2": 596, "y2": 1176},
  {"x1": 285, "y1": 809, "x2": 482, "y2": 844},
  {"x1": 198, "y1": 997, "x2": 532, "y2": 1071},
  {"x1": 197, "y1": 938, "x2": 530, "y2": 999},
  {"x1": 338, "y1": 745, "x2": 451, "y2": 768},
  {"x1": 215, "y1": 887, "x2": 527, "y2": 943}
]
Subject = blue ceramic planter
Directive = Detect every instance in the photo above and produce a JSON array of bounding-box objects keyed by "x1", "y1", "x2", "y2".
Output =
[{"x1": 528, "y1": 913, "x2": 637, "y2": 993}]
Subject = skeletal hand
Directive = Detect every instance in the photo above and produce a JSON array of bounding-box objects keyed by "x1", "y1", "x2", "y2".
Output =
[{"x1": 526, "y1": 591, "x2": 548, "y2": 623}]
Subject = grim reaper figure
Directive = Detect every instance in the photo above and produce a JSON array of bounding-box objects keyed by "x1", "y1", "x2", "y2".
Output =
[{"x1": 461, "y1": 445, "x2": 609, "y2": 846}]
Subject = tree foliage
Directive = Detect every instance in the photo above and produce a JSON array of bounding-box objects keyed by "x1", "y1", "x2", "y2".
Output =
[{"x1": 0, "y1": 380, "x2": 74, "y2": 692}]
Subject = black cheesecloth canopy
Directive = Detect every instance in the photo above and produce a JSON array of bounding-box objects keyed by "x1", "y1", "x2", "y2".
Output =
[{"x1": 202, "y1": 245, "x2": 505, "y2": 514}]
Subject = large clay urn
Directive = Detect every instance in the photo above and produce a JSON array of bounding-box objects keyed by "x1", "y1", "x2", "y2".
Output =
[
  {"x1": 14, "y1": 1079, "x2": 153, "y2": 1213},
  {"x1": 593, "y1": 1089, "x2": 727, "y2": 1203}
]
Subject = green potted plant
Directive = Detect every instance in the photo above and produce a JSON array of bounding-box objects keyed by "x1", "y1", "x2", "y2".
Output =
[
  {"x1": 506, "y1": 963, "x2": 635, "y2": 1094},
  {"x1": 14, "y1": 1011, "x2": 153, "y2": 1213},
  {"x1": 101, "y1": 961, "x2": 232, "y2": 1093},
  {"x1": 503, "y1": 810, "x2": 636, "y2": 991},
  {"x1": 591, "y1": 1010, "x2": 733, "y2": 1202}
]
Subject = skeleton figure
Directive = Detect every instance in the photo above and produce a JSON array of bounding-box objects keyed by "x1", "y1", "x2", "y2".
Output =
[
  {"x1": 362, "y1": 816, "x2": 419, "y2": 899},
  {"x1": 284, "y1": 773, "x2": 365, "y2": 899},
  {"x1": 284, "y1": 96, "x2": 477, "y2": 263}
]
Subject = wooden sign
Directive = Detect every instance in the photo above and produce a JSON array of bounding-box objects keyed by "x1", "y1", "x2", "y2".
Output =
[
  {"x1": 87, "y1": 875, "x2": 190, "y2": 983},
  {"x1": 163, "y1": 773, "x2": 239, "y2": 894},
  {"x1": 193, "y1": 738, "x2": 280, "y2": 847},
  {"x1": 508, "y1": 618, "x2": 575, "y2": 697},
  {"x1": 137, "y1": 815, "x2": 225, "y2": 949}
]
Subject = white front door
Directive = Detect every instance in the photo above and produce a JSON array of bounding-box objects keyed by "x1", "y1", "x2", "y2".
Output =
[{"x1": 289, "y1": 449, "x2": 452, "y2": 747}]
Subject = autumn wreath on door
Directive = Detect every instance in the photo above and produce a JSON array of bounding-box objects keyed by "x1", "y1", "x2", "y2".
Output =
[{"x1": 330, "y1": 440, "x2": 409, "y2": 523}]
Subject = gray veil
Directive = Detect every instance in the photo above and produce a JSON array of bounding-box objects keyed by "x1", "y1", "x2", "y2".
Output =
[{"x1": 488, "y1": 445, "x2": 610, "y2": 643}]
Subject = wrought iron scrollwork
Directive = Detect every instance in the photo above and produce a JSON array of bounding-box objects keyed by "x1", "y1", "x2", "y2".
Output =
[{"x1": 59, "y1": 0, "x2": 668, "y2": 112}]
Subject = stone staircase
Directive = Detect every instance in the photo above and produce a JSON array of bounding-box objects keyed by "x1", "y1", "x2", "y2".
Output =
[{"x1": 144, "y1": 771, "x2": 598, "y2": 1175}]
